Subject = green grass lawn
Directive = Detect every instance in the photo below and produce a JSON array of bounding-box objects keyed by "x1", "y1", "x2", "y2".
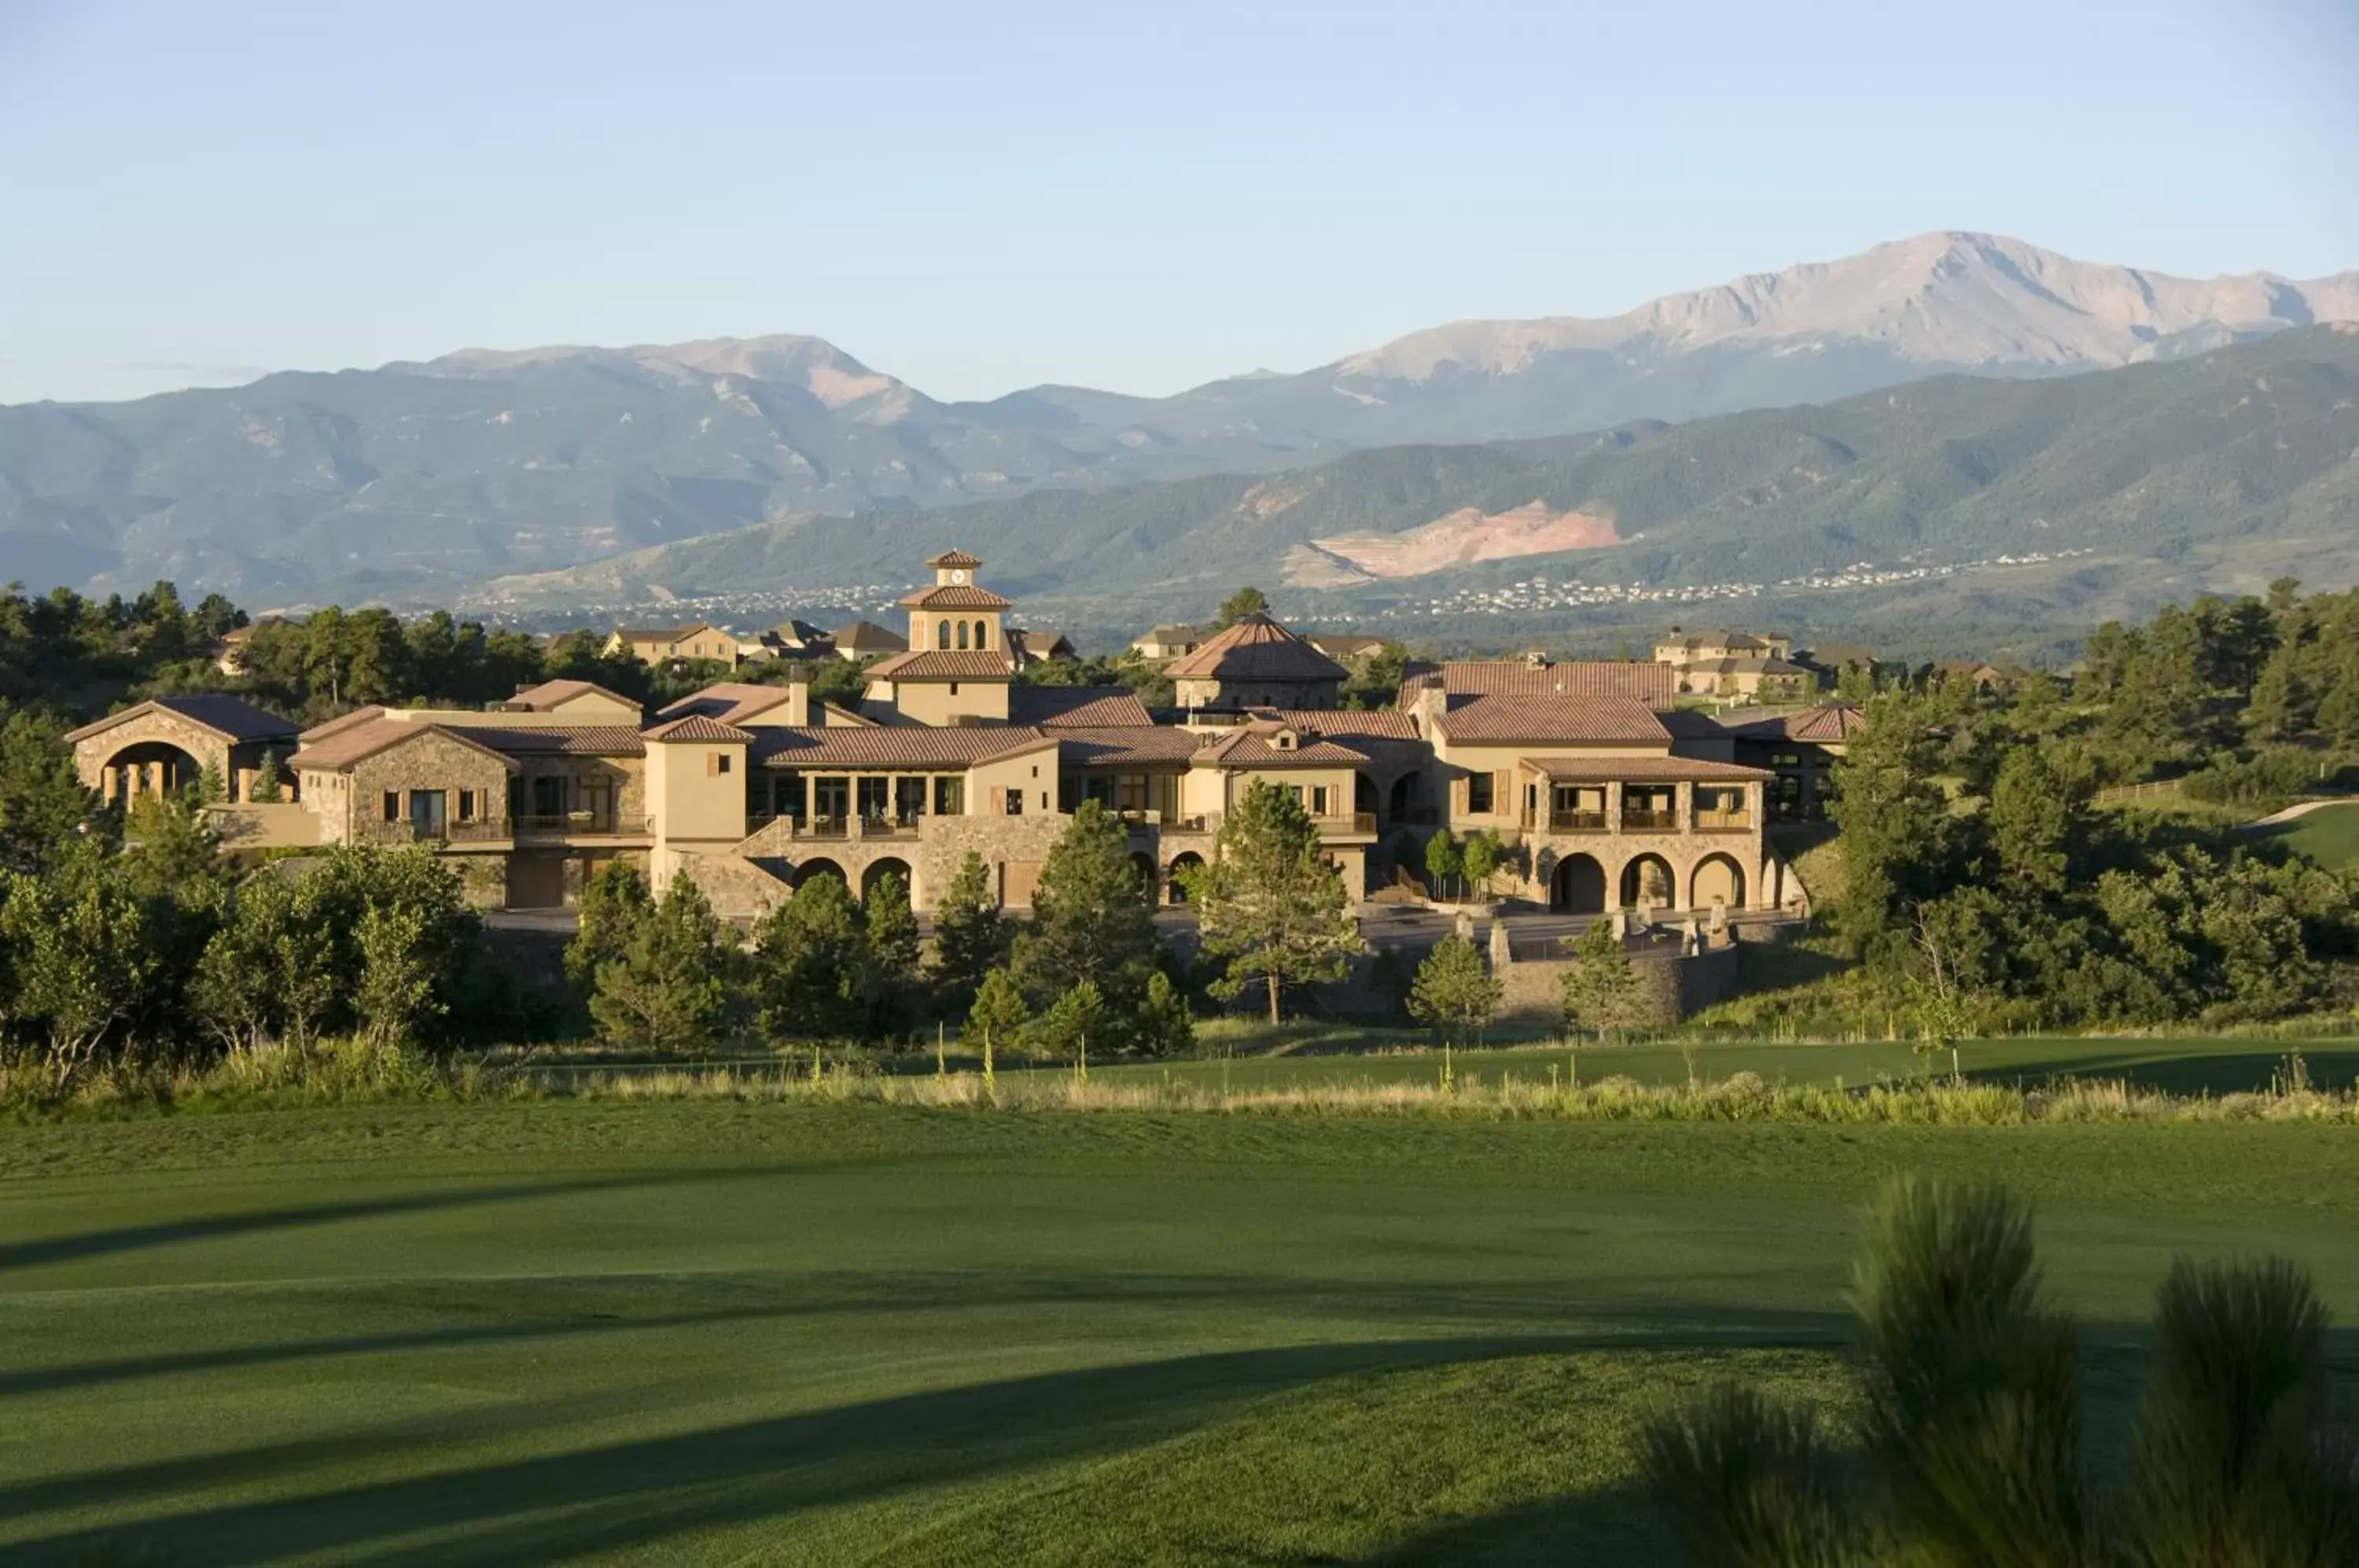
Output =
[
  {"x1": 4, "y1": 1104, "x2": 2358, "y2": 1563},
  {"x1": 1038, "y1": 1032, "x2": 2357, "y2": 1099},
  {"x1": 2261, "y1": 801, "x2": 2359, "y2": 870}
]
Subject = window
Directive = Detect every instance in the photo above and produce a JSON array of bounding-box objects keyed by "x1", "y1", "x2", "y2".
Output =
[
  {"x1": 381, "y1": 790, "x2": 399, "y2": 822},
  {"x1": 458, "y1": 789, "x2": 477, "y2": 823},
  {"x1": 706, "y1": 753, "x2": 732, "y2": 776},
  {"x1": 1004, "y1": 787, "x2": 1025, "y2": 815},
  {"x1": 957, "y1": 622, "x2": 970, "y2": 650},
  {"x1": 937, "y1": 620, "x2": 950, "y2": 650},
  {"x1": 934, "y1": 776, "x2": 963, "y2": 816},
  {"x1": 974, "y1": 620, "x2": 988, "y2": 649},
  {"x1": 1311, "y1": 786, "x2": 1330, "y2": 815},
  {"x1": 1467, "y1": 772, "x2": 1495, "y2": 813},
  {"x1": 949, "y1": 682, "x2": 960, "y2": 696}
]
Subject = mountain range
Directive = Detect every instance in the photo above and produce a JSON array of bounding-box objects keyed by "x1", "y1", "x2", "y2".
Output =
[
  {"x1": 2, "y1": 230, "x2": 2353, "y2": 605},
  {"x1": 474, "y1": 325, "x2": 2359, "y2": 618}
]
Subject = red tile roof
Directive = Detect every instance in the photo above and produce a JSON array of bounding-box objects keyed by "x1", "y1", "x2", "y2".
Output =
[
  {"x1": 896, "y1": 583, "x2": 1014, "y2": 609},
  {"x1": 506, "y1": 679, "x2": 641, "y2": 712},
  {"x1": 868, "y1": 650, "x2": 1016, "y2": 682},
  {"x1": 1431, "y1": 695, "x2": 1671, "y2": 745},
  {"x1": 926, "y1": 549, "x2": 984, "y2": 569},
  {"x1": 1009, "y1": 686, "x2": 1156, "y2": 728},
  {"x1": 749, "y1": 726, "x2": 1057, "y2": 769},
  {"x1": 469, "y1": 726, "x2": 648, "y2": 756},
  {"x1": 1251, "y1": 708, "x2": 1419, "y2": 741},
  {"x1": 299, "y1": 705, "x2": 388, "y2": 743},
  {"x1": 291, "y1": 719, "x2": 519, "y2": 772},
  {"x1": 1055, "y1": 727, "x2": 1209, "y2": 768},
  {"x1": 1402, "y1": 660, "x2": 1676, "y2": 706},
  {"x1": 642, "y1": 715, "x2": 754, "y2": 743},
  {"x1": 833, "y1": 620, "x2": 909, "y2": 654},
  {"x1": 1164, "y1": 616, "x2": 1349, "y2": 684},
  {"x1": 657, "y1": 683, "x2": 800, "y2": 725},
  {"x1": 1196, "y1": 723, "x2": 1369, "y2": 767},
  {"x1": 1724, "y1": 703, "x2": 1868, "y2": 744}
]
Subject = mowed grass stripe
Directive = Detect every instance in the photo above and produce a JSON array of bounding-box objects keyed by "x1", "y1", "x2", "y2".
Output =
[{"x1": 1, "y1": 1106, "x2": 2356, "y2": 1562}]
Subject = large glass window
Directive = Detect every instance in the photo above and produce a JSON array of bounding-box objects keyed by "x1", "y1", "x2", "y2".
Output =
[
  {"x1": 812, "y1": 776, "x2": 850, "y2": 824},
  {"x1": 1467, "y1": 772, "x2": 1494, "y2": 813},
  {"x1": 856, "y1": 777, "x2": 890, "y2": 824},
  {"x1": 934, "y1": 776, "x2": 964, "y2": 816},
  {"x1": 895, "y1": 777, "x2": 927, "y2": 824}
]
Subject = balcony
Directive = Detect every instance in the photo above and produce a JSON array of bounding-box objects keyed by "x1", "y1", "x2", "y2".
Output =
[
  {"x1": 1621, "y1": 808, "x2": 1680, "y2": 832},
  {"x1": 513, "y1": 812, "x2": 653, "y2": 839},
  {"x1": 356, "y1": 818, "x2": 510, "y2": 846},
  {"x1": 1546, "y1": 809, "x2": 1608, "y2": 833},
  {"x1": 859, "y1": 813, "x2": 924, "y2": 839},
  {"x1": 1695, "y1": 810, "x2": 1754, "y2": 832}
]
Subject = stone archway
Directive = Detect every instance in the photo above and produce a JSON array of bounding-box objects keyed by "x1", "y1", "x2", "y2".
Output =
[
  {"x1": 1387, "y1": 771, "x2": 1424, "y2": 822},
  {"x1": 859, "y1": 856, "x2": 914, "y2": 904},
  {"x1": 1691, "y1": 853, "x2": 1746, "y2": 912},
  {"x1": 1551, "y1": 852, "x2": 1606, "y2": 914},
  {"x1": 792, "y1": 857, "x2": 846, "y2": 890},
  {"x1": 1166, "y1": 851, "x2": 1205, "y2": 904},
  {"x1": 1620, "y1": 853, "x2": 1676, "y2": 911},
  {"x1": 97, "y1": 739, "x2": 207, "y2": 803}
]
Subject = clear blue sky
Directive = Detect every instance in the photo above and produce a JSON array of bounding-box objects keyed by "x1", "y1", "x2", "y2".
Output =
[{"x1": 2, "y1": 0, "x2": 2354, "y2": 407}]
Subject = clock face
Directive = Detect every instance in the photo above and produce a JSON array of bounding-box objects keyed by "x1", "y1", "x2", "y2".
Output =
[{"x1": 951, "y1": 569, "x2": 969, "y2": 584}]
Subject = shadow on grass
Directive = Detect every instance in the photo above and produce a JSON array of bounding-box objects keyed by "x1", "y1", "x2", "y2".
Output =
[
  {"x1": 1364, "y1": 1481, "x2": 1667, "y2": 1566},
  {"x1": 5, "y1": 1320, "x2": 1847, "y2": 1566},
  {"x1": 0, "y1": 1169, "x2": 804, "y2": 1277},
  {"x1": 1961, "y1": 1048, "x2": 2359, "y2": 1097}
]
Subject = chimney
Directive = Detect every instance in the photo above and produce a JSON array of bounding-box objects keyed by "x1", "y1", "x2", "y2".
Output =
[{"x1": 1523, "y1": 649, "x2": 1549, "y2": 670}]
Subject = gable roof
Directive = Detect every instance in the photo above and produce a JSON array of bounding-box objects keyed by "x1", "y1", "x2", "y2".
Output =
[
  {"x1": 1055, "y1": 727, "x2": 1209, "y2": 768},
  {"x1": 1194, "y1": 723, "x2": 1369, "y2": 767},
  {"x1": 1008, "y1": 686, "x2": 1155, "y2": 728},
  {"x1": 290, "y1": 718, "x2": 521, "y2": 773},
  {"x1": 926, "y1": 549, "x2": 984, "y2": 569},
  {"x1": 1239, "y1": 707, "x2": 1419, "y2": 742},
  {"x1": 64, "y1": 694, "x2": 300, "y2": 746},
  {"x1": 506, "y1": 679, "x2": 642, "y2": 714},
  {"x1": 867, "y1": 649, "x2": 1015, "y2": 683},
  {"x1": 1402, "y1": 660, "x2": 1676, "y2": 708},
  {"x1": 612, "y1": 623, "x2": 717, "y2": 644},
  {"x1": 833, "y1": 620, "x2": 909, "y2": 654},
  {"x1": 1010, "y1": 627, "x2": 1073, "y2": 659},
  {"x1": 1164, "y1": 615, "x2": 1348, "y2": 684},
  {"x1": 657, "y1": 682, "x2": 801, "y2": 726},
  {"x1": 642, "y1": 715, "x2": 754, "y2": 743},
  {"x1": 1431, "y1": 694, "x2": 1671, "y2": 745},
  {"x1": 299, "y1": 705, "x2": 388, "y2": 744},
  {"x1": 1307, "y1": 633, "x2": 1388, "y2": 659}
]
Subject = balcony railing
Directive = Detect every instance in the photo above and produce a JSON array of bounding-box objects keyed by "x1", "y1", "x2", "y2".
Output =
[
  {"x1": 1546, "y1": 809, "x2": 1608, "y2": 833},
  {"x1": 513, "y1": 812, "x2": 653, "y2": 839},
  {"x1": 1695, "y1": 810, "x2": 1754, "y2": 831},
  {"x1": 861, "y1": 813, "x2": 924, "y2": 838},
  {"x1": 1621, "y1": 808, "x2": 1680, "y2": 832},
  {"x1": 357, "y1": 818, "x2": 509, "y2": 845}
]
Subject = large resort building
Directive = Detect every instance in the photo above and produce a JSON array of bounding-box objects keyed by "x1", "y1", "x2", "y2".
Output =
[{"x1": 67, "y1": 550, "x2": 1831, "y2": 920}]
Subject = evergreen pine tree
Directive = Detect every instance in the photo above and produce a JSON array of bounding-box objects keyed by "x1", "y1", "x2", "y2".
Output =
[
  {"x1": 928, "y1": 851, "x2": 1010, "y2": 1012},
  {"x1": 1408, "y1": 933, "x2": 1500, "y2": 1078},
  {"x1": 751, "y1": 873, "x2": 869, "y2": 1043},
  {"x1": 589, "y1": 875, "x2": 729, "y2": 1052},
  {"x1": 1015, "y1": 801, "x2": 1158, "y2": 1021},
  {"x1": 566, "y1": 859, "x2": 653, "y2": 991},
  {"x1": 1559, "y1": 919, "x2": 1642, "y2": 1041},
  {"x1": 1181, "y1": 778, "x2": 1362, "y2": 1024},
  {"x1": 965, "y1": 966, "x2": 1029, "y2": 1091}
]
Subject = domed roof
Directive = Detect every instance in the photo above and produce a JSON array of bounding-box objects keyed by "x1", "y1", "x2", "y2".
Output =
[{"x1": 1163, "y1": 614, "x2": 1349, "y2": 683}]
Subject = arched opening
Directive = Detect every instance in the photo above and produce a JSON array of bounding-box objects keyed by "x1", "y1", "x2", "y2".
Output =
[
  {"x1": 791, "y1": 857, "x2": 846, "y2": 891},
  {"x1": 1691, "y1": 854, "x2": 1745, "y2": 912},
  {"x1": 1355, "y1": 771, "x2": 1378, "y2": 824},
  {"x1": 1166, "y1": 851, "x2": 1205, "y2": 904},
  {"x1": 956, "y1": 622, "x2": 970, "y2": 650},
  {"x1": 974, "y1": 620, "x2": 989, "y2": 650},
  {"x1": 859, "y1": 856, "x2": 914, "y2": 904},
  {"x1": 1551, "y1": 853, "x2": 1606, "y2": 914},
  {"x1": 1620, "y1": 854, "x2": 1676, "y2": 911},
  {"x1": 1128, "y1": 851, "x2": 1158, "y2": 903},
  {"x1": 936, "y1": 620, "x2": 951, "y2": 650},
  {"x1": 99, "y1": 739, "x2": 207, "y2": 804},
  {"x1": 1388, "y1": 771, "x2": 1423, "y2": 823}
]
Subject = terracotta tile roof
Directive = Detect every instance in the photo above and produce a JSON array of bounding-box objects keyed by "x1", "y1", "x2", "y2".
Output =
[
  {"x1": 1306, "y1": 634, "x2": 1388, "y2": 659},
  {"x1": 657, "y1": 683, "x2": 800, "y2": 725},
  {"x1": 1525, "y1": 755, "x2": 1775, "y2": 782},
  {"x1": 1164, "y1": 615, "x2": 1349, "y2": 683},
  {"x1": 1724, "y1": 703, "x2": 1868, "y2": 744},
  {"x1": 1196, "y1": 723, "x2": 1368, "y2": 767},
  {"x1": 926, "y1": 549, "x2": 984, "y2": 569},
  {"x1": 1055, "y1": 727, "x2": 1208, "y2": 768},
  {"x1": 1432, "y1": 694, "x2": 1671, "y2": 745},
  {"x1": 833, "y1": 620, "x2": 909, "y2": 654},
  {"x1": 750, "y1": 726, "x2": 1057, "y2": 769},
  {"x1": 1403, "y1": 660, "x2": 1676, "y2": 706},
  {"x1": 1251, "y1": 708, "x2": 1419, "y2": 741},
  {"x1": 897, "y1": 583, "x2": 1014, "y2": 610},
  {"x1": 1009, "y1": 686, "x2": 1156, "y2": 728},
  {"x1": 469, "y1": 726, "x2": 649, "y2": 756},
  {"x1": 506, "y1": 679, "x2": 641, "y2": 712},
  {"x1": 300, "y1": 705, "x2": 388, "y2": 743},
  {"x1": 1681, "y1": 656, "x2": 1810, "y2": 676},
  {"x1": 868, "y1": 650, "x2": 1015, "y2": 682},
  {"x1": 642, "y1": 715, "x2": 754, "y2": 743},
  {"x1": 1010, "y1": 627, "x2": 1073, "y2": 659},
  {"x1": 1654, "y1": 709, "x2": 1730, "y2": 741},
  {"x1": 292, "y1": 718, "x2": 520, "y2": 773},
  {"x1": 66, "y1": 694, "x2": 300, "y2": 745},
  {"x1": 613, "y1": 623, "x2": 716, "y2": 643}
]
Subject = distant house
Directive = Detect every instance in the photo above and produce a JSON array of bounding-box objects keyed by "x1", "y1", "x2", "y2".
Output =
[
  {"x1": 1672, "y1": 656, "x2": 1815, "y2": 703},
  {"x1": 1009, "y1": 626, "x2": 1076, "y2": 666},
  {"x1": 1654, "y1": 628, "x2": 1794, "y2": 664},
  {"x1": 832, "y1": 620, "x2": 909, "y2": 661},
  {"x1": 501, "y1": 679, "x2": 645, "y2": 721},
  {"x1": 603, "y1": 624, "x2": 739, "y2": 666},
  {"x1": 213, "y1": 615, "x2": 296, "y2": 677},
  {"x1": 1307, "y1": 633, "x2": 1389, "y2": 662},
  {"x1": 1931, "y1": 659, "x2": 2018, "y2": 694},
  {"x1": 739, "y1": 619, "x2": 836, "y2": 663},
  {"x1": 1133, "y1": 624, "x2": 1206, "y2": 660}
]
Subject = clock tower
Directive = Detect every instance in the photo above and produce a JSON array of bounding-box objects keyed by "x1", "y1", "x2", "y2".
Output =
[{"x1": 867, "y1": 548, "x2": 1019, "y2": 723}]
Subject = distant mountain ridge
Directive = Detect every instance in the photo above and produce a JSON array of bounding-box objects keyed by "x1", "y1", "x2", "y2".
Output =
[
  {"x1": 1, "y1": 232, "x2": 2352, "y2": 600},
  {"x1": 475, "y1": 326, "x2": 2359, "y2": 614}
]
